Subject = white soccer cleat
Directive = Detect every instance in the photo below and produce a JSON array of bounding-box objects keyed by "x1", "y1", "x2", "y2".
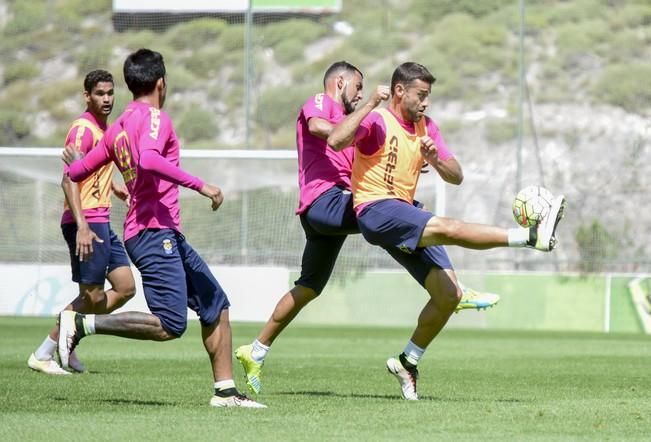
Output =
[
  {"x1": 209, "y1": 392, "x2": 267, "y2": 408},
  {"x1": 58, "y1": 311, "x2": 83, "y2": 370},
  {"x1": 68, "y1": 351, "x2": 86, "y2": 373},
  {"x1": 27, "y1": 353, "x2": 71, "y2": 375},
  {"x1": 386, "y1": 356, "x2": 419, "y2": 401},
  {"x1": 528, "y1": 194, "x2": 566, "y2": 252}
]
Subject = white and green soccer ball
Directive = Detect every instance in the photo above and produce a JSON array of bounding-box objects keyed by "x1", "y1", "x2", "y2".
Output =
[{"x1": 512, "y1": 185, "x2": 554, "y2": 228}]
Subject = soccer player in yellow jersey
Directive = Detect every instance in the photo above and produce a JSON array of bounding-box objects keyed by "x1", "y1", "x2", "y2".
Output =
[
  {"x1": 28, "y1": 70, "x2": 135, "y2": 375},
  {"x1": 328, "y1": 62, "x2": 565, "y2": 400}
]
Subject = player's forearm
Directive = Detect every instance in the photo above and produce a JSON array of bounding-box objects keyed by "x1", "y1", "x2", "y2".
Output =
[
  {"x1": 432, "y1": 158, "x2": 463, "y2": 185},
  {"x1": 67, "y1": 143, "x2": 111, "y2": 182},
  {"x1": 139, "y1": 150, "x2": 204, "y2": 191},
  {"x1": 327, "y1": 102, "x2": 374, "y2": 151},
  {"x1": 61, "y1": 175, "x2": 88, "y2": 227}
]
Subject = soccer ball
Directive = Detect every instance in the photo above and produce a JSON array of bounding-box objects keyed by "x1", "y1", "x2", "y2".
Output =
[{"x1": 512, "y1": 185, "x2": 554, "y2": 228}]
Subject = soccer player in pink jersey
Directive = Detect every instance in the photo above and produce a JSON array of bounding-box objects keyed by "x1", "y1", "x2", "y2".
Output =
[
  {"x1": 234, "y1": 62, "x2": 365, "y2": 394},
  {"x1": 234, "y1": 62, "x2": 500, "y2": 395},
  {"x1": 328, "y1": 62, "x2": 566, "y2": 400},
  {"x1": 28, "y1": 70, "x2": 135, "y2": 376},
  {"x1": 59, "y1": 49, "x2": 264, "y2": 408}
]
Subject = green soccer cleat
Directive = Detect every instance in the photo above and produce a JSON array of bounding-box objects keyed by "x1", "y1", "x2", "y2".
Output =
[
  {"x1": 235, "y1": 344, "x2": 264, "y2": 394},
  {"x1": 456, "y1": 285, "x2": 500, "y2": 313}
]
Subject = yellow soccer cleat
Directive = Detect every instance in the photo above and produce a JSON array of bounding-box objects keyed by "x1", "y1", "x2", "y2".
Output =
[
  {"x1": 456, "y1": 285, "x2": 500, "y2": 312},
  {"x1": 235, "y1": 344, "x2": 264, "y2": 394}
]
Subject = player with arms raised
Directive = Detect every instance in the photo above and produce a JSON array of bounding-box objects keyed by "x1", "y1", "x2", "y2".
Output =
[
  {"x1": 60, "y1": 49, "x2": 264, "y2": 408},
  {"x1": 28, "y1": 70, "x2": 135, "y2": 375},
  {"x1": 328, "y1": 62, "x2": 565, "y2": 400}
]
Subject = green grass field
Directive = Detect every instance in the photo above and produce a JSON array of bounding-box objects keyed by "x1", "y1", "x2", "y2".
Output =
[{"x1": 1, "y1": 317, "x2": 650, "y2": 441}]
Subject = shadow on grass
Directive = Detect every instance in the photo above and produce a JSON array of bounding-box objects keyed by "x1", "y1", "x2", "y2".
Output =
[
  {"x1": 53, "y1": 396, "x2": 173, "y2": 407},
  {"x1": 275, "y1": 391, "x2": 526, "y2": 403}
]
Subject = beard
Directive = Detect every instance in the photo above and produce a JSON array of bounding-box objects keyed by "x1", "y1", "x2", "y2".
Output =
[{"x1": 342, "y1": 94, "x2": 356, "y2": 115}]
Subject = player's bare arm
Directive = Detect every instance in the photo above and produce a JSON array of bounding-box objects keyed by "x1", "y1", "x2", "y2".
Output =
[
  {"x1": 200, "y1": 183, "x2": 224, "y2": 211},
  {"x1": 420, "y1": 136, "x2": 463, "y2": 185},
  {"x1": 60, "y1": 172, "x2": 103, "y2": 262},
  {"x1": 328, "y1": 85, "x2": 390, "y2": 151},
  {"x1": 307, "y1": 117, "x2": 334, "y2": 140}
]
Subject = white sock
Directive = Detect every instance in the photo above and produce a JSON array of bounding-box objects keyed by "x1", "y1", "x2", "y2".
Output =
[
  {"x1": 214, "y1": 379, "x2": 236, "y2": 391},
  {"x1": 35, "y1": 336, "x2": 57, "y2": 360},
  {"x1": 84, "y1": 314, "x2": 96, "y2": 335},
  {"x1": 507, "y1": 227, "x2": 529, "y2": 247},
  {"x1": 403, "y1": 340, "x2": 425, "y2": 366},
  {"x1": 251, "y1": 339, "x2": 270, "y2": 363}
]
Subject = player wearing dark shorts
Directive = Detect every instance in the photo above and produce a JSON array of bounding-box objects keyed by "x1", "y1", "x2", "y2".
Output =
[
  {"x1": 28, "y1": 70, "x2": 135, "y2": 376},
  {"x1": 234, "y1": 62, "x2": 365, "y2": 394},
  {"x1": 328, "y1": 62, "x2": 565, "y2": 400},
  {"x1": 60, "y1": 49, "x2": 264, "y2": 408}
]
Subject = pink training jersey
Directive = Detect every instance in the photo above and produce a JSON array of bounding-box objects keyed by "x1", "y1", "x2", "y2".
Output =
[
  {"x1": 296, "y1": 93, "x2": 354, "y2": 214},
  {"x1": 67, "y1": 101, "x2": 204, "y2": 241},
  {"x1": 352, "y1": 108, "x2": 454, "y2": 214},
  {"x1": 61, "y1": 112, "x2": 111, "y2": 225}
]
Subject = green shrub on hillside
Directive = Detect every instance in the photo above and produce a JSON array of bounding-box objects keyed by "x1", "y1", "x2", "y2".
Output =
[
  {"x1": 0, "y1": 110, "x2": 30, "y2": 144},
  {"x1": 164, "y1": 18, "x2": 228, "y2": 51},
  {"x1": 3, "y1": 62, "x2": 39, "y2": 86},
  {"x1": 255, "y1": 19, "x2": 327, "y2": 48},
  {"x1": 606, "y1": 3, "x2": 651, "y2": 30},
  {"x1": 593, "y1": 63, "x2": 651, "y2": 113},
  {"x1": 76, "y1": 42, "x2": 112, "y2": 74},
  {"x1": 256, "y1": 84, "x2": 313, "y2": 133},
  {"x1": 273, "y1": 39, "x2": 305, "y2": 66},
  {"x1": 410, "y1": 0, "x2": 513, "y2": 20},
  {"x1": 185, "y1": 47, "x2": 224, "y2": 78},
  {"x1": 177, "y1": 107, "x2": 218, "y2": 143},
  {"x1": 220, "y1": 25, "x2": 246, "y2": 51},
  {"x1": 2, "y1": 2, "x2": 48, "y2": 37}
]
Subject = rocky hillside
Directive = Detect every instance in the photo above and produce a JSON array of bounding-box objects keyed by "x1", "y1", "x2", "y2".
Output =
[{"x1": 0, "y1": 0, "x2": 649, "y2": 270}]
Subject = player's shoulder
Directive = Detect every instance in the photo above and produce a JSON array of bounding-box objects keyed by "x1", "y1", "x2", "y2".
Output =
[
  {"x1": 423, "y1": 115, "x2": 441, "y2": 134},
  {"x1": 302, "y1": 93, "x2": 331, "y2": 113}
]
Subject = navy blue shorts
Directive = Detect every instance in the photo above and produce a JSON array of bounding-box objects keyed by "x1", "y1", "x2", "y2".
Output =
[
  {"x1": 61, "y1": 222, "x2": 130, "y2": 285},
  {"x1": 295, "y1": 185, "x2": 359, "y2": 294},
  {"x1": 125, "y1": 229, "x2": 230, "y2": 337},
  {"x1": 358, "y1": 199, "x2": 453, "y2": 287}
]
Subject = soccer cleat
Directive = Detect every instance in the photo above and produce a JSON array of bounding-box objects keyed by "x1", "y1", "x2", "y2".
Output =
[
  {"x1": 527, "y1": 195, "x2": 566, "y2": 251},
  {"x1": 386, "y1": 355, "x2": 419, "y2": 401},
  {"x1": 68, "y1": 351, "x2": 86, "y2": 373},
  {"x1": 210, "y1": 392, "x2": 267, "y2": 408},
  {"x1": 57, "y1": 311, "x2": 85, "y2": 370},
  {"x1": 27, "y1": 353, "x2": 71, "y2": 375},
  {"x1": 456, "y1": 285, "x2": 500, "y2": 312},
  {"x1": 235, "y1": 344, "x2": 264, "y2": 394}
]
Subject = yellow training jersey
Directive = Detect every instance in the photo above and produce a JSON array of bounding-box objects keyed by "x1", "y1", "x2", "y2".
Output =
[
  {"x1": 62, "y1": 117, "x2": 113, "y2": 215},
  {"x1": 352, "y1": 108, "x2": 427, "y2": 208}
]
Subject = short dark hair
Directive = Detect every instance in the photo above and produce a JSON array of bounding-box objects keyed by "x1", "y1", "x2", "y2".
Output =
[
  {"x1": 323, "y1": 61, "x2": 363, "y2": 88},
  {"x1": 84, "y1": 69, "x2": 113, "y2": 93},
  {"x1": 123, "y1": 48, "x2": 166, "y2": 97},
  {"x1": 390, "y1": 62, "x2": 436, "y2": 94}
]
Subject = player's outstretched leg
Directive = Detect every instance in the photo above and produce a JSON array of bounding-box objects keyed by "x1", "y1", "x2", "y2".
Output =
[
  {"x1": 386, "y1": 354, "x2": 419, "y2": 401},
  {"x1": 527, "y1": 195, "x2": 566, "y2": 251},
  {"x1": 235, "y1": 344, "x2": 264, "y2": 394}
]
